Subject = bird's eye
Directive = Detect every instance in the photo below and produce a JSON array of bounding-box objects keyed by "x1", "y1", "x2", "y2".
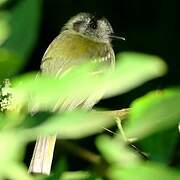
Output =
[{"x1": 89, "y1": 19, "x2": 97, "y2": 29}]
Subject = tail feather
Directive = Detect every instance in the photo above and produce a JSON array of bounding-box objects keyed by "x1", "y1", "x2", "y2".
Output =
[{"x1": 28, "y1": 135, "x2": 56, "y2": 175}]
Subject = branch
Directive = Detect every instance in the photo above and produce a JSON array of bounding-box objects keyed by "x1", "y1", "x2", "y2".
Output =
[
  {"x1": 93, "y1": 108, "x2": 130, "y2": 121},
  {"x1": 59, "y1": 141, "x2": 102, "y2": 165}
]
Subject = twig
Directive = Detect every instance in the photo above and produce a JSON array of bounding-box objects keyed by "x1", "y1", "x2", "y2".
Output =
[
  {"x1": 93, "y1": 108, "x2": 130, "y2": 121},
  {"x1": 59, "y1": 141, "x2": 102, "y2": 165},
  {"x1": 116, "y1": 117, "x2": 128, "y2": 141}
]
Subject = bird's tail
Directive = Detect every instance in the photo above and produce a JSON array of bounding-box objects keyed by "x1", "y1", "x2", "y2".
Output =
[{"x1": 28, "y1": 135, "x2": 56, "y2": 175}]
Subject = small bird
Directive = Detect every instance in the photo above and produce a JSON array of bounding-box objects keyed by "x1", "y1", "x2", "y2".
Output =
[{"x1": 29, "y1": 12, "x2": 116, "y2": 175}]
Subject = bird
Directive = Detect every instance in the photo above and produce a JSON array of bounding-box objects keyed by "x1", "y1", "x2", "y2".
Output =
[{"x1": 28, "y1": 12, "x2": 116, "y2": 175}]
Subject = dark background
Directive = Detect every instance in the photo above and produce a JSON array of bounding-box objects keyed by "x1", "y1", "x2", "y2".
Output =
[{"x1": 25, "y1": 0, "x2": 179, "y2": 109}]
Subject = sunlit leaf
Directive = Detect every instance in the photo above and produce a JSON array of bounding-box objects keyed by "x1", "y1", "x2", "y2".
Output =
[
  {"x1": 22, "y1": 110, "x2": 115, "y2": 140},
  {"x1": 103, "y1": 52, "x2": 167, "y2": 98},
  {"x1": 125, "y1": 88, "x2": 180, "y2": 139},
  {"x1": 96, "y1": 135, "x2": 140, "y2": 166},
  {"x1": 0, "y1": 132, "x2": 24, "y2": 162},
  {"x1": 12, "y1": 65, "x2": 100, "y2": 111},
  {"x1": 109, "y1": 162, "x2": 180, "y2": 180},
  {"x1": 12, "y1": 52, "x2": 167, "y2": 112},
  {"x1": 1, "y1": 163, "x2": 32, "y2": 180},
  {"x1": 0, "y1": 132, "x2": 30, "y2": 179},
  {"x1": 0, "y1": 133, "x2": 18, "y2": 161},
  {"x1": 0, "y1": 0, "x2": 8, "y2": 6}
]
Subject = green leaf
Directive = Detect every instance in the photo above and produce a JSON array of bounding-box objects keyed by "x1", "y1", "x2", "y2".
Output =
[
  {"x1": 0, "y1": 132, "x2": 24, "y2": 163},
  {"x1": 45, "y1": 157, "x2": 68, "y2": 180},
  {"x1": 0, "y1": 132, "x2": 31, "y2": 179},
  {"x1": 96, "y1": 135, "x2": 140, "y2": 166},
  {"x1": 109, "y1": 162, "x2": 180, "y2": 180},
  {"x1": 22, "y1": 111, "x2": 115, "y2": 140},
  {"x1": 0, "y1": 0, "x2": 8, "y2": 7},
  {"x1": 1, "y1": 163, "x2": 32, "y2": 180},
  {"x1": 12, "y1": 52, "x2": 166, "y2": 112},
  {"x1": 0, "y1": 133, "x2": 18, "y2": 162},
  {"x1": 104, "y1": 52, "x2": 167, "y2": 98},
  {"x1": 138, "y1": 126, "x2": 179, "y2": 163},
  {"x1": 125, "y1": 88, "x2": 180, "y2": 139},
  {"x1": 0, "y1": 48, "x2": 22, "y2": 80},
  {"x1": 2, "y1": 0, "x2": 42, "y2": 70},
  {"x1": 0, "y1": 12, "x2": 10, "y2": 45},
  {"x1": 60, "y1": 171, "x2": 94, "y2": 180},
  {"x1": 12, "y1": 68, "x2": 101, "y2": 112}
]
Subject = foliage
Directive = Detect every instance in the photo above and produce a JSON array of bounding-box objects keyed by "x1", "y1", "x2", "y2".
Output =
[
  {"x1": 0, "y1": 1, "x2": 180, "y2": 179},
  {"x1": 0, "y1": 0, "x2": 42, "y2": 79}
]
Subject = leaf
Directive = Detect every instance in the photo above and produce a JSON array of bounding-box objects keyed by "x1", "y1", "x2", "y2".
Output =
[
  {"x1": 138, "y1": 126, "x2": 179, "y2": 163},
  {"x1": 60, "y1": 171, "x2": 93, "y2": 180},
  {"x1": 125, "y1": 88, "x2": 180, "y2": 139},
  {"x1": 12, "y1": 67, "x2": 101, "y2": 112},
  {"x1": 0, "y1": 0, "x2": 8, "y2": 7},
  {"x1": 109, "y1": 162, "x2": 180, "y2": 180},
  {"x1": 12, "y1": 52, "x2": 167, "y2": 112},
  {"x1": 45, "y1": 157, "x2": 68, "y2": 180},
  {"x1": 1, "y1": 163, "x2": 32, "y2": 180},
  {"x1": 96, "y1": 135, "x2": 140, "y2": 166},
  {"x1": 22, "y1": 110, "x2": 115, "y2": 140},
  {"x1": 0, "y1": 12, "x2": 10, "y2": 46},
  {"x1": 103, "y1": 52, "x2": 167, "y2": 98},
  {"x1": 2, "y1": 0, "x2": 42, "y2": 71},
  {"x1": 0, "y1": 48, "x2": 22, "y2": 80},
  {"x1": 0, "y1": 132, "x2": 31, "y2": 179},
  {"x1": 0, "y1": 132, "x2": 24, "y2": 163}
]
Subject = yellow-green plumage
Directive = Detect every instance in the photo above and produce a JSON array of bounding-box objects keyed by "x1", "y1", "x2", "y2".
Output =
[{"x1": 41, "y1": 31, "x2": 115, "y2": 75}]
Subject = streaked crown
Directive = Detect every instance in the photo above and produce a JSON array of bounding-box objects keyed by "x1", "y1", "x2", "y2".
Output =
[{"x1": 62, "y1": 13, "x2": 114, "y2": 44}]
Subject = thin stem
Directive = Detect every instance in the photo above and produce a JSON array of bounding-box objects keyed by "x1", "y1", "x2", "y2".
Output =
[
  {"x1": 60, "y1": 141, "x2": 102, "y2": 165},
  {"x1": 116, "y1": 117, "x2": 128, "y2": 142}
]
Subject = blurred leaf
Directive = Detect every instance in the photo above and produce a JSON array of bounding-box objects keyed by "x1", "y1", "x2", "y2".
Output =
[
  {"x1": 0, "y1": 48, "x2": 22, "y2": 80},
  {"x1": 96, "y1": 135, "x2": 140, "y2": 167},
  {"x1": 125, "y1": 89, "x2": 180, "y2": 139},
  {"x1": 12, "y1": 67, "x2": 99, "y2": 112},
  {"x1": 45, "y1": 157, "x2": 68, "y2": 180},
  {"x1": 12, "y1": 52, "x2": 166, "y2": 112},
  {"x1": 0, "y1": 132, "x2": 24, "y2": 163},
  {"x1": 0, "y1": 113, "x2": 5, "y2": 128},
  {"x1": 2, "y1": 0, "x2": 42, "y2": 71},
  {"x1": 22, "y1": 111, "x2": 115, "y2": 140},
  {"x1": 138, "y1": 126, "x2": 179, "y2": 163},
  {"x1": 1, "y1": 163, "x2": 32, "y2": 180},
  {"x1": 18, "y1": 111, "x2": 53, "y2": 129},
  {"x1": 0, "y1": 12, "x2": 10, "y2": 46},
  {"x1": 0, "y1": 132, "x2": 19, "y2": 162},
  {"x1": 0, "y1": 132, "x2": 30, "y2": 179},
  {"x1": 60, "y1": 171, "x2": 94, "y2": 180},
  {"x1": 0, "y1": 0, "x2": 8, "y2": 7},
  {"x1": 109, "y1": 162, "x2": 180, "y2": 180},
  {"x1": 104, "y1": 52, "x2": 167, "y2": 98}
]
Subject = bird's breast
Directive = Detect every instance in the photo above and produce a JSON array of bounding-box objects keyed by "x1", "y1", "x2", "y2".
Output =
[{"x1": 43, "y1": 31, "x2": 114, "y2": 65}]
